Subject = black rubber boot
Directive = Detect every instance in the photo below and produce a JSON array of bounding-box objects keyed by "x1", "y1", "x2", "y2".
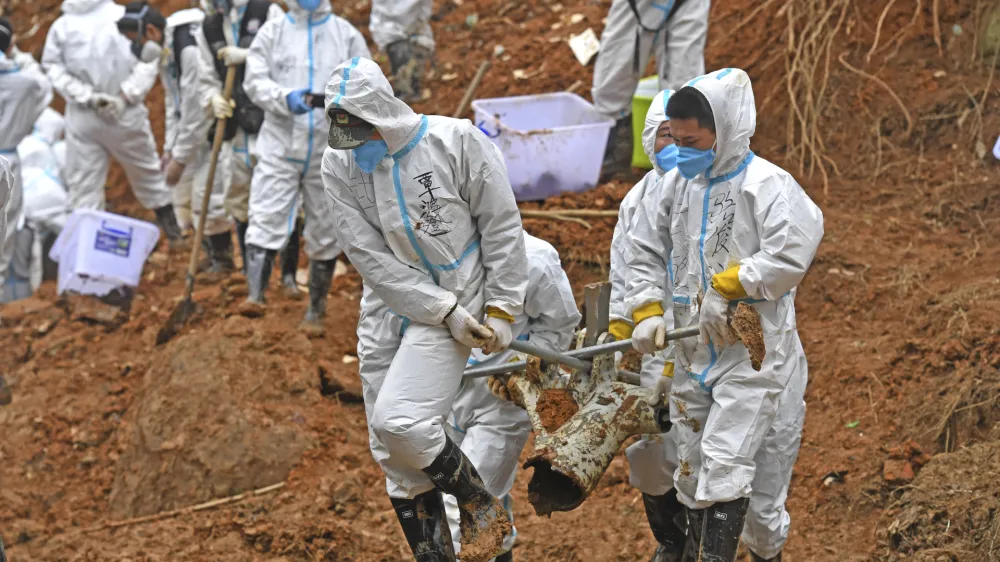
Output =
[
  {"x1": 643, "y1": 490, "x2": 686, "y2": 562},
  {"x1": 207, "y1": 232, "x2": 236, "y2": 274},
  {"x1": 298, "y1": 258, "x2": 335, "y2": 336},
  {"x1": 750, "y1": 551, "x2": 782, "y2": 562},
  {"x1": 421, "y1": 437, "x2": 511, "y2": 562},
  {"x1": 390, "y1": 490, "x2": 457, "y2": 562},
  {"x1": 0, "y1": 534, "x2": 7, "y2": 562},
  {"x1": 495, "y1": 549, "x2": 513, "y2": 562},
  {"x1": 599, "y1": 115, "x2": 634, "y2": 182},
  {"x1": 697, "y1": 498, "x2": 750, "y2": 562},
  {"x1": 680, "y1": 507, "x2": 704, "y2": 562},
  {"x1": 280, "y1": 221, "x2": 303, "y2": 299},
  {"x1": 154, "y1": 205, "x2": 186, "y2": 249},
  {"x1": 234, "y1": 220, "x2": 248, "y2": 275},
  {"x1": 239, "y1": 244, "x2": 275, "y2": 318}
]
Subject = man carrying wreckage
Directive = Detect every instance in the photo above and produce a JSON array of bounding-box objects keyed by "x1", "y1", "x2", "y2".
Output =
[
  {"x1": 624, "y1": 67, "x2": 823, "y2": 562},
  {"x1": 320, "y1": 57, "x2": 528, "y2": 562}
]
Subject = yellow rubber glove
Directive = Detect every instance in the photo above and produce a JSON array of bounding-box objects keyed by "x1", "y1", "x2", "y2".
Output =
[
  {"x1": 711, "y1": 265, "x2": 748, "y2": 300},
  {"x1": 609, "y1": 319, "x2": 633, "y2": 341},
  {"x1": 486, "y1": 306, "x2": 515, "y2": 323},
  {"x1": 631, "y1": 302, "x2": 665, "y2": 325}
]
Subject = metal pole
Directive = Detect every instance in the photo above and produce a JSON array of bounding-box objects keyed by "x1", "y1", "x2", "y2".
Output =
[{"x1": 507, "y1": 339, "x2": 592, "y2": 372}]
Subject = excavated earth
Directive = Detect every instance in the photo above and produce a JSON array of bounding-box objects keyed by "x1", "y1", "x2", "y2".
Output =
[{"x1": 3, "y1": 0, "x2": 1000, "y2": 560}]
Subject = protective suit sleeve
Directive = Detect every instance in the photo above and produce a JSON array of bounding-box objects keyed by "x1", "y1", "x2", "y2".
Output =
[
  {"x1": 737, "y1": 178, "x2": 824, "y2": 301},
  {"x1": 41, "y1": 22, "x2": 96, "y2": 106},
  {"x1": 609, "y1": 218, "x2": 631, "y2": 325},
  {"x1": 523, "y1": 250, "x2": 581, "y2": 352},
  {"x1": 243, "y1": 19, "x2": 294, "y2": 118},
  {"x1": 624, "y1": 180, "x2": 674, "y2": 319},
  {"x1": 170, "y1": 46, "x2": 213, "y2": 164},
  {"x1": 322, "y1": 151, "x2": 458, "y2": 325},
  {"x1": 120, "y1": 60, "x2": 160, "y2": 105},
  {"x1": 458, "y1": 126, "x2": 529, "y2": 318}
]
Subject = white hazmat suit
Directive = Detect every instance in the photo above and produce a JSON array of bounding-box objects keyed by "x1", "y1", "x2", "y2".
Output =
[
  {"x1": 322, "y1": 56, "x2": 529, "y2": 499},
  {"x1": 592, "y1": 0, "x2": 710, "y2": 120},
  {"x1": 443, "y1": 232, "x2": 581, "y2": 556},
  {"x1": 369, "y1": 0, "x2": 434, "y2": 52},
  {"x1": 0, "y1": 48, "x2": 53, "y2": 290},
  {"x1": 41, "y1": 0, "x2": 170, "y2": 213},
  {"x1": 17, "y1": 108, "x2": 64, "y2": 174},
  {"x1": 624, "y1": 68, "x2": 823, "y2": 558},
  {"x1": 243, "y1": 0, "x2": 369, "y2": 260}
]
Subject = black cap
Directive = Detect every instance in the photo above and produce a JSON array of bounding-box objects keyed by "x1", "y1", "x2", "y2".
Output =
[
  {"x1": 0, "y1": 18, "x2": 12, "y2": 54},
  {"x1": 327, "y1": 107, "x2": 376, "y2": 150}
]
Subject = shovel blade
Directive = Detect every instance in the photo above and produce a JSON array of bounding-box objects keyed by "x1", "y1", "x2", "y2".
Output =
[{"x1": 156, "y1": 298, "x2": 199, "y2": 345}]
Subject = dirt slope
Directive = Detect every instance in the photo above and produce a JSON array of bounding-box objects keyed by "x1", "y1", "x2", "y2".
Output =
[{"x1": 2, "y1": 0, "x2": 1000, "y2": 561}]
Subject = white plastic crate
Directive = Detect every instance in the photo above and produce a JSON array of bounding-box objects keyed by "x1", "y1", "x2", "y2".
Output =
[
  {"x1": 472, "y1": 93, "x2": 614, "y2": 201},
  {"x1": 49, "y1": 208, "x2": 160, "y2": 297}
]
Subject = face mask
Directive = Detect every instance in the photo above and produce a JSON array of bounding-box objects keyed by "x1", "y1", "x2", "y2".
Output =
[
  {"x1": 297, "y1": 0, "x2": 322, "y2": 12},
  {"x1": 352, "y1": 140, "x2": 388, "y2": 173},
  {"x1": 139, "y1": 41, "x2": 162, "y2": 63},
  {"x1": 654, "y1": 144, "x2": 678, "y2": 175},
  {"x1": 676, "y1": 145, "x2": 716, "y2": 180}
]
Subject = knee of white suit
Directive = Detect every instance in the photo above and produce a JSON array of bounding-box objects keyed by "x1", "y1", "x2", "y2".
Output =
[
  {"x1": 626, "y1": 433, "x2": 677, "y2": 496},
  {"x1": 370, "y1": 402, "x2": 447, "y2": 470}
]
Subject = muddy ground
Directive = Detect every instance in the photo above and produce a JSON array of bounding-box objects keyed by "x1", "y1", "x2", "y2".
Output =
[{"x1": 2, "y1": 0, "x2": 1000, "y2": 560}]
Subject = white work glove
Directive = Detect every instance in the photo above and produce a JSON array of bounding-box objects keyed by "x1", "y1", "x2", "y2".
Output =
[
  {"x1": 481, "y1": 316, "x2": 512, "y2": 355},
  {"x1": 632, "y1": 316, "x2": 666, "y2": 355},
  {"x1": 487, "y1": 375, "x2": 511, "y2": 401},
  {"x1": 209, "y1": 93, "x2": 235, "y2": 119},
  {"x1": 699, "y1": 287, "x2": 734, "y2": 347},
  {"x1": 217, "y1": 46, "x2": 249, "y2": 66},
  {"x1": 445, "y1": 305, "x2": 493, "y2": 349},
  {"x1": 91, "y1": 93, "x2": 126, "y2": 120}
]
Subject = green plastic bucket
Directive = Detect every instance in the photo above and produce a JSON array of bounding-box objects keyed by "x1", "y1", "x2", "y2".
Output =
[{"x1": 631, "y1": 76, "x2": 660, "y2": 169}]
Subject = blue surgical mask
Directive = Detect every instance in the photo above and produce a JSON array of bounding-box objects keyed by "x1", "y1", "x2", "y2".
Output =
[
  {"x1": 352, "y1": 140, "x2": 388, "y2": 173},
  {"x1": 676, "y1": 145, "x2": 716, "y2": 180},
  {"x1": 654, "y1": 144, "x2": 678, "y2": 174},
  {"x1": 296, "y1": 0, "x2": 322, "y2": 12}
]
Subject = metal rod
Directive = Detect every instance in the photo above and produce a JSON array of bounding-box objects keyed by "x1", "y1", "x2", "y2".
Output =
[
  {"x1": 463, "y1": 326, "x2": 701, "y2": 379},
  {"x1": 507, "y1": 339, "x2": 592, "y2": 372}
]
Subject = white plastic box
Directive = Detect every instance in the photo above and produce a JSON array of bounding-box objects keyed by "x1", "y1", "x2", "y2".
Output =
[
  {"x1": 471, "y1": 93, "x2": 614, "y2": 201},
  {"x1": 49, "y1": 208, "x2": 160, "y2": 297}
]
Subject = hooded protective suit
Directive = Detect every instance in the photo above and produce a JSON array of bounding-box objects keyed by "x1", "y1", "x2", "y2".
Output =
[
  {"x1": 17, "y1": 108, "x2": 64, "y2": 173},
  {"x1": 0, "y1": 49, "x2": 53, "y2": 291},
  {"x1": 243, "y1": 0, "x2": 369, "y2": 260},
  {"x1": 161, "y1": 8, "x2": 231, "y2": 238},
  {"x1": 592, "y1": 0, "x2": 710, "y2": 120},
  {"x1": 322, "y1": 57, "x2": 528, "y2": 498},
  {"x1": 624, "y1": 68, "x2": 822, "y2": 558},
  {"x1": 41, "y1": 0, "x2": 168, "y2": 212},
  {"x1": 369, "y1": 0, "x2": 434, "y2": 52},
  {"x1": 442, "y1": 232, "x2": 580, "y2": 556},
  {"x1": 196, "y1": 0, "x2": 284, "y2": 225}
]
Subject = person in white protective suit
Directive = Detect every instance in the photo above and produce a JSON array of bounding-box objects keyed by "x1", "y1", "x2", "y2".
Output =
[
  {"x1": 624, "y1": 68, "x2": 823, "y2": 562},
  {"x1": 17, "y1": 108, "x2": 64, "y2": 174},
  {"x1": 196, "y1": 0, "x2": 283, "y2": 275},
  {"x1": 239, "y1": 0, "x2": 370, "y2": 332},
  {"x1": 369, "y1": 0, "x2": 434, "y2": 102},
  {"x1": 0, "y1": 16, "x2": 54, "y2": 296},
  {"x1": 442, "y1": 232, "x2": 581, "y2": 562},
  {"x1": 607, "y1": 88, "x2": 688, "y2": 562},
  {"x1": 41, "y1": 0, "x2": 185, "y2": 247},
  {"x1": 321, "y1": 57, "x2": 529, "y2": 562},
  {"x1": 131, "y1": 2, "x2": 236, "y2": 273},
  {"x1": 593, "y1": 0, "x2": 710, "y2": 180}
]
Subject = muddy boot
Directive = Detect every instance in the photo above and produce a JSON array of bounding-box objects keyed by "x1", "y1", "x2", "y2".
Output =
[
  {"x1": 422, "y1": 437, "x2": 511, "y2": 562},
  {"x1": 495, "y1": 550, "x2": 513, "y2": 562},
  {"x1": 238, "y1": 244, "x2": 275, "y2": 318},
  {"x1": 750, "y1": 551, "x2": 781, "y2": 562},
  {"x1": 298, "y1": 259, "x2": 335, "y2": 336},
  {"x1": 391, "y1": 490, "x2": 457, "y2": 562},
  {"x1": 643, "y1": 490, "x2": 686, "y2": 562},
  {"x1": 680, "y1": 507, "x2": 704, "y2": 562},
  {"x1": 207, "y1": 232, "x2": 236, "y2": 275},
  {"x1": 154, "y1": 205, "x2": 188, "y2": 250},
  {"x1": 388, "y1": 39, "x2": 431, "y2": 103},
  {"x1": 599, "y1": 115, "x2": 634, "y2": 182},
  {"x1": 280, "y1": 223, "x2": 303, "y2": 300},
  {"x1": 235, "y1": 220, "x2": 249, "y2": 275},
  {"x1": 696, "y1": 498, "x2": 749, "y2": 562}
]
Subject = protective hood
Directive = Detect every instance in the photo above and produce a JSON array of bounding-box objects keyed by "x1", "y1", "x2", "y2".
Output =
[
  {"x1": 288, "y1": 0, "x2": 332, "y2": 18},
  {"x1": 166, "y1": 8, "x2": 205, "y2": 30},
  {"x1": 325, "y1": 57, "x2": 424, "y2": 156},
  {"x1": 34, "y1": 108, "x2": 66, "y2": 144},
  {"x1": 642, "y1": 89, "x2": 674, "y2": 161},
  {"x1": 61, "y1": 0, "x2": 111, "y2": 15},
  {"x1": 687, "y1": 68, "x2": 756, "y2": 178}
]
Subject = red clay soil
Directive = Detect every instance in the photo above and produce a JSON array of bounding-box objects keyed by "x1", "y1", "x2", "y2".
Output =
[
  {"x1": 535, "y1": 389, "x2": 580, "y2": 433},
  {"x1": 3, "y1": 0, "x2": 1000, "y2": 561}
]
